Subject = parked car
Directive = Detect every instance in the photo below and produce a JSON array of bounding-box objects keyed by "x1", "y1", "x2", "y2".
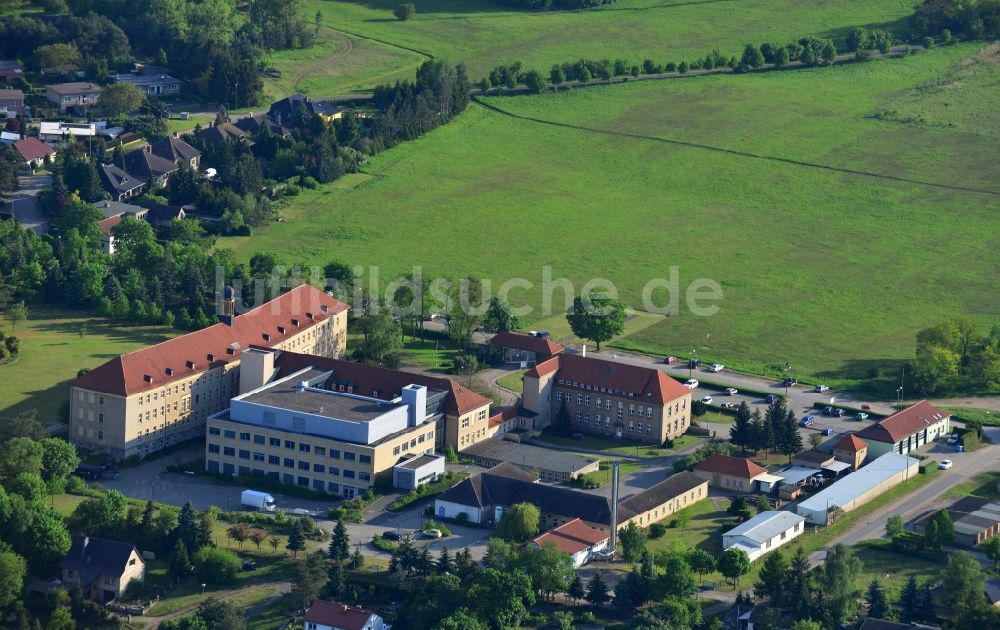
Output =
[
  {"x1": 800, "y1": 416, "x2": 816, "y2": 427},
  {"x1": 856, "y1": 412, "x2": 869, "y2": 421},
  {"x1": 721, "y1": 402, "x2": 738, "y2": 409},
  {"x1": 861, "y1": 404, "x2": 871, "y2": 411},
  {"x1": 242, "y1": 561, "x2": 256, "y2": 570},
  {"x1": 689, "y1": 358, "x2": 702, "y2": 369},
  {"x1": 684, "y1": 379, "x2": 699, "y2": 389},
  {"x1": 382, "y1": 530, "x2": 402, "y2": 541},
  {"x1": 701, "y1": 396, "x2": 713, "y2": 405},
  {"x1": 724, "y1": 387, "x2": 738, "y2": 395},
  {"x1": 422, "y1": 529, "x2": 443, "y2": 539},
  {"x1": 821, "y1": 428, "x2": 835, "y2": 436},
  {"x1": 766, "y1": 394, "x2": 779, "y2": 404},
  {"x1": 783, "y1": 377, "x2": 797, "y2": 386},
  {"x1": 938, "y1": 459, "x2": 953, "y2": 470},
  {"x1": 815, "y1": 384, "x2": 829, "y2": 393},
  {"x1": 947, "y1": 434, "x2": 960, "y2": 445},
  {"x1": 664, "y1": 355, "x2": 677, "y2": 364},
  {"x1": 708, "y1": 363, "x2": 725, "y2": 372}
]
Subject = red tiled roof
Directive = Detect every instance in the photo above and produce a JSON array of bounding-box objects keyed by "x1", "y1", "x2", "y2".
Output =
[
  {"x1": 72, "y1": 284, "x2": 348, "y2": 397},
  {"x1": 488, "y1": 405, "x2": 519, "y2": 428},
  {"x1": 531, "y1": 517, "x2": 608, "y2": 555},
  {"x1": 489, "y1": 331, "x2": 563, "y2": 356},
  {"x1": 524, "y1": 354, "x2": 688, "y2": 404},
  {"x1": 833, "y1": 433, "x2": 867, "y2": 452},
  {"x1": 98, "y1": 215, "x2": 122, "y2": 236},
  {"x1": 304, "y1": 600, "x2": 376, "y2": 630},
  {"x1": 0, "y1": 89, "x2": 24, "y2": 100},
  {"x1": 272, "y1": 351, "x2": 491, "y2": 417},
  {"x1": 855, "y1": 400, "x2": 950, "y2": 444},
  {"x1": 525, "y1": 355, "x2": 560, "y2": 378},
  {"x1": 14, "y1": 137, "x2": 55, "y2": 162},
  {"x1": 693, "y1": 453, "x2": 767, "y2": 479}
]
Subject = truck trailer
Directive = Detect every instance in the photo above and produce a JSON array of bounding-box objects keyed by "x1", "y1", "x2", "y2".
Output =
[{"x1": 240, "y1": 490, "x2": 276, "y2": 511}]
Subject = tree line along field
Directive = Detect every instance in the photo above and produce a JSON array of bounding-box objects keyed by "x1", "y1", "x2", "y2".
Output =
[
  {"x1": 219, "y1": 44, "x2": 1000, "y2": 387},
  {"x1": 280, "y1": 0, "x2": 916, "y2": 96}
]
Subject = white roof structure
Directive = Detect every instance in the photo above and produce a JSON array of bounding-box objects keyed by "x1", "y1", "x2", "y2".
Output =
[
  {"x1": 39, "y1": 121, "x2": 97, "y2": 137},
  {"x1": 778, "y1": 466, "x2": 823, "y2": 487},
  {"x1": 797, "y1": 452, "x2": 918, "y2": 524},
  {"x1": 724, "y1": 511, "x2": 805, "y2": 545},
  {"x1": 823, "y1": 461, "x2": 852, "y2": 474}
]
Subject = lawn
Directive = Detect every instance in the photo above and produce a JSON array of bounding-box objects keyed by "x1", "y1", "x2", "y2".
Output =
[
  {"x1": 943, "y1": 407, "x2": 1000, "y2": 427},
  {"x1": 534, "y1": 431, "x2": 675, "y2": 459},
  {"x1": 496, "y1": 370, "x2": 525, "y2": 394},
  {"x1": 645, "y1": 497, "x2": 725, "y2": 556},
  {"x1": 944, "y1": 471, "x2": 1000, "y2": 501},
  {"x1": 290, "y1": 0, "x2": 915, "y2": 94},
  {"x1": 853, "y1": 540, "x2": 947, "y2": 600},
  {"x1": 0, "y1": 307, "x2": 174, "y2": 427},
  {"x1": 164, "y1": 115, "x2": 213, "y2": 137},
  {"x1": 220, "y1": 45, "x2": 999, "y2": 391}
]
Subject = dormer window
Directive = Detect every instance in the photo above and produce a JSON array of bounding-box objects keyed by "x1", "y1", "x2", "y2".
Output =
[
  {"x1": 207, "y1": 353, "x2": 215, "y2": 362},
  {"x1": 291, "y1": 318, "x2": 300, "y2": 326},
  {"x1": 277, "y1": 326, "x2": 286, "y2": 334},
  {"x1": 320, "y1": 305, "x2": 329, "y2": 313},
  {"x1": 186, "y1": 360, "x2": 195, "y2": 369},
  {"x1": 305, "y1": 312, "x2": 313, "y2": 319},
  {"x1": 262, "y1": 333, "x2": 271, "y2": 342},
  {"x1": 165, "y1": 368, "x2": 174, "y2": 376},
  {"x1": 143, "y1": 375, "x2": 153, "y2": 383}
]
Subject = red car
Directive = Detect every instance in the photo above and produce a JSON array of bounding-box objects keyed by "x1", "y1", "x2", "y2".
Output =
[
  {"x1": 664, "y1": 356, "x2": 677, "y2": 364},
  {"x1": 861, "y1": 404, "x2": 871, "y2": 411}
]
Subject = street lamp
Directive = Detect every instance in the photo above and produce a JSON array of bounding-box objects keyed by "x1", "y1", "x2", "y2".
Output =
[
  {"x1": 783, "y1": 363, "x2": 792, "y2": 397},
  {"x1": 896, "y1": 387, "x2": 903, "y2": 412},
  {"x1": 201, "y1": 583, "x2": 206, "y2": 595},
  {"x1": 688, "y1": 349, "x2": 696, "y2": 378}
]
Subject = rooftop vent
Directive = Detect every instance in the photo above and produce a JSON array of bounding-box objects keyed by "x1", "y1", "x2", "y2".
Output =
[{"x1": 295, "y1": 380, "x2": 309, "y2": 390}]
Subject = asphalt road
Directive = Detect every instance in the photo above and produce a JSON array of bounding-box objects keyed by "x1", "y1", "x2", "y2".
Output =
[{"x1": 8, "y1": 173, "x2": 50, "y2": 235}]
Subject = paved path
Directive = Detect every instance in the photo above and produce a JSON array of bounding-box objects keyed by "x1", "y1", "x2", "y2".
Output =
[
  {"x1": 8, "y1": 173, "x2": 50, "y2": 235},
  {"x1": 130, "y1": 581, "x2": 291, "y2": 629}
]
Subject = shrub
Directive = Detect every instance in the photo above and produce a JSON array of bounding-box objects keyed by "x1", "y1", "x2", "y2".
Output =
[
  {"x1": 283, "y1": 184, "x2": 301, "y2": 197},
  {"x1": 298, "y1": 175, "x2": 319, "y2": 189},
  {"x1": 394, "y1": 3, "x2": 415, "y2": 20},
  {"x1": 649, "y1": 522, "x2": 667, "y2": 539},
  {"x1": 193, "y1": 547, "x2": 241, "y2": 584},
  {"x1": 451, "y1": 353, "x2": 478, "y2": 375},
  {"x1": 691, "y1": 401, "x2": 707, "y2": 417}
]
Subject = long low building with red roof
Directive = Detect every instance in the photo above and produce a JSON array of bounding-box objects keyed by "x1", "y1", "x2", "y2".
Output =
[
  {"x1": 692, "y1": 453, "x2": 770, "y2": 492},
  {"x1": 70, "y1": 284, "x2": 349, "y2": 459},
  {"x1": 520, "y1": 352, "x2": 692, "y2": 444},
  {"x1": 529, "y1": 518, "x2": 609, "y2": 568},
  {"x1": 855, "y1": 400, "x2": 951, "y2": 460}
]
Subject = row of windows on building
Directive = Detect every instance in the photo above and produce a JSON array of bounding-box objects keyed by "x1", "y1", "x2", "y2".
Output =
[
  {"x1": 205, "y1": 460, "x2": 360, "y2": 496},
  {"x1": 391, "y1": 431, "x2": 435, "y2": 456},
  {"x1": 208, "y1": 427, "x2": 376, "y2": 461},
  {"x1": 574, "y1": 411, "x2": 655, "y2": 433},
  {"x1": 207, "y1": 445, "x2": 373, "y2": 480},
  {"x1": 459, "y1": 408, "x2": 490, "y2": 429}
]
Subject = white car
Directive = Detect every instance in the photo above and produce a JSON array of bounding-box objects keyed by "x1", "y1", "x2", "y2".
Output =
[
  {"x1": 422, "y1": 529, "x2": 443, "y2": 538},
  {"x1": 946, "y1": 434, "x2": 959, "y2": 445},
  {"x1": 684, "y1": 379, "x2": 699, "y2": 389},
  {"x1": 725, "y1": 387, "x2": 738, "y2": 395},
  {"x1": 815, "y1": 384, "x2": 829, "y2": 393},
  {"x1": 708, "y1": 364, "x2": 724, "y2": 372},
  {"x1": 701, "y1": 396, "x2": 713, "y2": 405},
  {"x1": 938, "y1": 459, "x2": 953, "y2": 470}
]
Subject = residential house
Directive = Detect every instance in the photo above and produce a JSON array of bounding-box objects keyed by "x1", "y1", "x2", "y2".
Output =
[
  {"x1": 99, "y1": 163, "x2": 145, "y2": 201},
  {"x1": 195, "y1": 121, "x2": 252, "y2": 147},
  {"x1": 39, "y1": 121, "x2": 97, "y2": 144},
  {"x1": 149, "y1": 135, "x2": 201, "y2": 170},
  {"x1": 930, "y1": 577, "x2": 1000, "y2": 619},
  {"x1": 205, "y1": 368, "x2": 438, "y2": 498},
  {"x1": 0, "y1": 88, "x2": 25, "y2": 115},
  {"x1": 135, "y1": 200, "x2": 188, "y2": 227},
  {"x1": 832, "y1": 433, "x2": 868, "y2": 470},
  {"x1": 692, "y1": 453, "x2": 769, "y2": 492},
  {"x1": 304, "y1": 600, "x2": 388, "y2": 630},
  {"x1": 856, "y1": 401, "x2": 951, "y2": 459},
  {"x1": 97, "y1": 215, "x2": 123, "y2": 254},
  {"x1": 94, "y1": 200, "x2": 148, "y2": 221},
  {"x1": 722, "y1": 510, "x2": 806, "y2": 561},
  {"x1": 529, "y1": 518, "x2": 609, "y2": 568},
  {"x1": 434, "y1": 462, "x2": 707, "y2": 532},
  {"x1": 234, "y1": 114, "x2": 290, "y2": 138},
  {"x1": 267, "y1": 93, "x2": 343, "y2": 125},
  {"x1": 124, "y1": 146, "x2": 178, "y2": 185},
  {"x1": 45, "y1": 82, "x2": 102, "y2": 114},
  {"x1": 912, "y1": 497, "x2": 1000, "y2": 547},
  {"x1": 521, "y1": 353, "x2": 692, "y2": 445},
  {"x1": 12, "y1": 137, "x2": 55, "y2": 171},
  {"x1": 0, "y1": 60, "x2": 23, "y2": 85},
  {"x1": 69, "y1": 284, "x2": 349, "y2": 459},
  {"x1": 489, "y1": 331, "x2": 563, "y2": 366},
  {"x1": 62, "y1": 536, "x2": 145, "y2": 603},
  {"x1": 113, "y1": 72, "x2": 182, "y2": 96}
]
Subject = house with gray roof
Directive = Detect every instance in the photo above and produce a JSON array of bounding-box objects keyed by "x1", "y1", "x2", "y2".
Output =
[
  {"x1": 62, "y1": 536, "x2": 145, "y2": 603},
  {"x1": 98, "y1": 163, "x2": 145, "y2": 201},
  {"x1": 723, "y1": 510, "x2": 806, "y2": 561}
]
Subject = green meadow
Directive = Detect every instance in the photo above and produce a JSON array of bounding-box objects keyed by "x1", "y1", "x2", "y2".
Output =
[
  {"x1": 220, "y1": 45, "x2": 1000, "y2": 386},
  {"x1": 276, "y1": 0, "x2": 915, "y2": 95}
]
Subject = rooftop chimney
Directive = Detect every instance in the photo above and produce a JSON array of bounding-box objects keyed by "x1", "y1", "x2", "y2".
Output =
[
  {"x1": 401, "y1": 384, "x2": 428, "y2": 426},
  {"x1": 218, "y1": 285, "x2": 236, "y2": 326},
  {"x1": 608, "y1": 460, "x2": 620, "y2": 557}
]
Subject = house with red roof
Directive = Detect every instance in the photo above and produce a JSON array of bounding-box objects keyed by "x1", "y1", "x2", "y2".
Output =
[
  {"x1": 521, "y1": 353, "x2": 692, "y2": 445},
  {"x1": 529, "y1": 518, "x2": 609, "y2": 568},
  {"x1": 304, "y1": 600, "x2": 387, "y2": 630},
  {"x1": 855, "y1": 401, "x2": 950, "y2": 460},
  {"x1": 692, "y1": 453, "x2": 769, "y2": 492},
  {"x1": 489, "y1": 331, "x2": 563, "y2": 366},
  {"x1": 70, "y1": 284, "x2": 349, "y2": 459},
  {"x1": 13, "y1": 137, "x2": 55, "y2": 171},
  {"x1": 832, "y1": 433, "x2": 868, "y2": 470}
]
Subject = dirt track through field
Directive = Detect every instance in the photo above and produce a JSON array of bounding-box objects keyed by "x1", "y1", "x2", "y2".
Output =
[{"x1": 472, "y1": 96, "x2": 1000, "y2": 196}]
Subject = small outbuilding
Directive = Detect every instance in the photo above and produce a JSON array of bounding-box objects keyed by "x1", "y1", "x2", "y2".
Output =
[
  {"x1": 529, "y1": 518, "x2": 609, "y2": 568},
  {"x1": 392, "y1": 453, "x2": 446, "y2": 491},
  {"x1": 722, "y1": 510, "x2": 806, "y2": 561},
  {"x1": 489, "y1": 331, "x2": 563, "y2": 366}
]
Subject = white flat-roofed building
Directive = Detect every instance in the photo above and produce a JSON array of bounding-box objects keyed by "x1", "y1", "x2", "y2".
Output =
[
  {"x1": 723, "y1": 510, "x2": 806, "y2": 561},
  {"x1": 392, "y1": 453, "x2": 446, "y2": 490},
  {"x1": 797, "y1": 452, "x2": 918, "y2": 525}
]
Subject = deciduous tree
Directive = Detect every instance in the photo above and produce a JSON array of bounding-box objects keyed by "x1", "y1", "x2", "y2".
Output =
[{"x1": 566, "y1": 293, "x2": 626, "y2": 351}]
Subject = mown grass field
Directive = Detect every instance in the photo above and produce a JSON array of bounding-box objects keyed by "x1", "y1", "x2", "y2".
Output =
[
  {"x1": 218, "y1": 45, "x2": 1000, "y2": 387},
  {"x1": 0, "y1": 308, "x2": 174, "y2": 426},
  {"x1": 286, "y1": 0, "x2": 915, "y2": 94}
]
